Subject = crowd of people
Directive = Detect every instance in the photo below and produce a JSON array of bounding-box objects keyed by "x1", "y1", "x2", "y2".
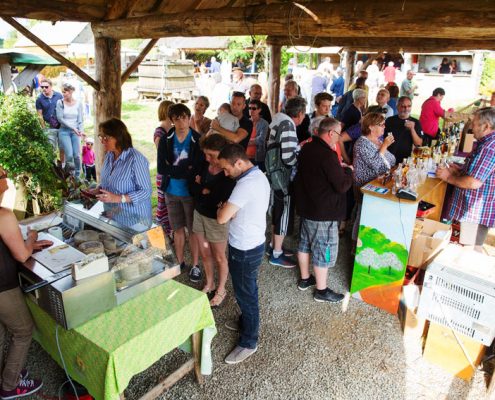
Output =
[{"x1": 1, "y1": 60, "x2": 495, "y2": 397}]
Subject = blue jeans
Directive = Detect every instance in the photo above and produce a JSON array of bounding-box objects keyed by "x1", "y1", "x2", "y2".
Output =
[
  {"x1": 58, "y1": 127, "x2": 81, "y2": 177},
  {"x1": 228, "y1": 243, "x2": 265, "y2": 349}
]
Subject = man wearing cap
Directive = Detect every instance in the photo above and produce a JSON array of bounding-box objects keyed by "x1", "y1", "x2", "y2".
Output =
[
  {"x1": 82, "y1": 137, "x2": 96, "y2": 181},
  {"x1": 35, "y1": 78, "x2": 63, "y2": 152},
  {"x1": 400, "y1": 70, "x2": 418, "y2": 100}
]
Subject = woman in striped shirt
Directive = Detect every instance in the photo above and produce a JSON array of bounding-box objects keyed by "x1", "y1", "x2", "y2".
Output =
[{"x1": 96, "y1": 118, "x2": 153, "y2": 229}]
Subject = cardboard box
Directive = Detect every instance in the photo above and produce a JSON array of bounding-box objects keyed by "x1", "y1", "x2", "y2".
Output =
[
  {"x1": 408, "y1": 219, "x2": 452, "y2": 269},
  {"x1": 460, "y1": 132, "x2": 475, "y2": 153},
  {"x1": 423, "y1": 322, "x2": 486, "y2": 380}
]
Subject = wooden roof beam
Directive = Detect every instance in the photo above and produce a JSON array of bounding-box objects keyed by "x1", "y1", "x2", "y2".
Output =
[
  {"x1": 2, "y1": 17, "x2": 100, "y2": 91},
  {"x1": 92, "y1": 1, "x2": 495, "y2": 40},
  {"x1": 267, "y1": 36, "x2": 495, "y2": 52},
  {"x1": 0, "y1": 0, "x2": 106, "y2": 22}
]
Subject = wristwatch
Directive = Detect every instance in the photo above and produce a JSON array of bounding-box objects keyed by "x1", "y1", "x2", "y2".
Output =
[{"x1": 121, "y1": 194, "x2": 126, "y2": 204}]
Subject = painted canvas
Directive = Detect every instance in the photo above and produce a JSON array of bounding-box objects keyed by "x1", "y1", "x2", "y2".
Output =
[{"x1": 350, "y1": 194, "x2": 417, "y2": 314}]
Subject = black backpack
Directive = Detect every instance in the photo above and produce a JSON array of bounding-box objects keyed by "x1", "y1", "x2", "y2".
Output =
[{"x1": 264, "y1": 124, "x2": 291, "y2": 195}]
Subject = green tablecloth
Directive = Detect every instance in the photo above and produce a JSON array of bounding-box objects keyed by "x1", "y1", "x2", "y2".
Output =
[{"x1": 27, "y1": 280, "x2": 216, "y2": 400}]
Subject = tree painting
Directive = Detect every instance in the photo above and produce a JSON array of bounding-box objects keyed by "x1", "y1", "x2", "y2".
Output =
[
  {"x1": 355, "y1": 248, "x2": 380, "y2": 274},
  {"x1": 379, "y1": 252, "x2": 403, "y2": 275}
]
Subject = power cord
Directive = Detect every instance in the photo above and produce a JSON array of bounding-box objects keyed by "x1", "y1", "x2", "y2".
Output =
[{"x1": 55, "y1": 325, "x2": 80, "y2": 400}]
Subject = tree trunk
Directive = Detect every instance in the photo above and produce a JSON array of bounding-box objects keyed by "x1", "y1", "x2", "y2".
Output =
[{"x1": 344, "y1": 51, "x2": 356, "y2": 92}]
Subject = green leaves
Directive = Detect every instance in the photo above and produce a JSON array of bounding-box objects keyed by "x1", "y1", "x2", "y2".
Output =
[{"x1": 0, "y1": 94, "x2": 60, "y2": 212}]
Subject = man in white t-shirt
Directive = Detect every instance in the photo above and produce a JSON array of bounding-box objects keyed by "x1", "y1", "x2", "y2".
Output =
[{"x1": 217, "y1": 143, "x2": 270, "y2": 364}]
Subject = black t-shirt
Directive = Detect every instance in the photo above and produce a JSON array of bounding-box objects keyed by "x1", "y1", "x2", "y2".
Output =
[
  {"x1": 340, "y1": 104, "x2": 361, "y2": 130},
  {"x1": 238, "y1": 115, "x2": 254, "y2": 149},
  {"x1": 385, "y1": 116, "x2": 423, "y2": 164},
  {"x1": 296, "y1": 114, "x2": 311, "y2": 143},
  {"x1": 0, "y1": 237, "x2": 19, "y2": 293}
]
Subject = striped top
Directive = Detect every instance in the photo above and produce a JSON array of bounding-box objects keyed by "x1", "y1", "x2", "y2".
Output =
[
  {"x1": 450, "y1": 131, "x2": 495, "y2": 227},
  {"x1": 100, "y1": 147, "x2": 153, "y2": 229},
  {"x1": 268, "y1": 113, "x2": 299, "y2": 167}
]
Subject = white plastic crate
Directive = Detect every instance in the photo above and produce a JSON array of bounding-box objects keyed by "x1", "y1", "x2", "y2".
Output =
[{"x1": 417, "y1": 244, "x2": 495, "y2": 345}]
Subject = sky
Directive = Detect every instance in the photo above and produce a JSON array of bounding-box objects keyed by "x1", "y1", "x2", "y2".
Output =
[{"x1": 0, "y1": 20, "x2": 13, "y2": 39}]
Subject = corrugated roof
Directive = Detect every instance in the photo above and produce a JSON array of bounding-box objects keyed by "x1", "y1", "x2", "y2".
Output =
[
  {"x1": 0, "y1": 49, "x2": 60, "y2": 65},
  {"x1": 14, "y1": 22, "x2": 92, "y2": 48}
]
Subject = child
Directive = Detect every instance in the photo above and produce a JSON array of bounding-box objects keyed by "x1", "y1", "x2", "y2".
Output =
[
  {"x1": 209, "y1": 103, "x2": 239, "y2": 135},
  {"x1": 82, "y1": 137, "x2": 96, "y2": 181}
]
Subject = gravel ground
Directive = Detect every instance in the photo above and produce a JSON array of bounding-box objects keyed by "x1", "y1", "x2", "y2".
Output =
[{"x1": 25, "y1": 233, "x2": 492, "y2": 400}]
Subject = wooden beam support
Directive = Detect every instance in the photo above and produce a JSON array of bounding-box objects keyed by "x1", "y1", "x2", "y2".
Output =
[
  {"x1": 267, "y1": 36, "x2": 495, "y2": 52},
  {"x1": 268, "y1": 44, "x2": 281, "y2": 115},
  {"x1": 93, "y1": 36, "x2": 121, "y2": 174},
  {"x1": 0, "y1": 0, "x2": 106, "y2": 22},
  {"x1": 344, "y1": 50, "x2": 356, "y2": 92},
  {"x1": 2, "y1": 17, "x2": 100, "y2": 91},
  {"x1": 92, "y1": 1, "x2": 495, "y2": 40},
  {"x1": 104, "y1": 0, "x2": 141, "y2": 20},
  {"x1": 13, "y1": 64, "x2": 45, "y2": 92},
  {"x1": 121, "y1": 38, "x2": 158, "y2": 84},
  {"x1": 0, "y1": 63, "x2": 13, "y2": 94}
]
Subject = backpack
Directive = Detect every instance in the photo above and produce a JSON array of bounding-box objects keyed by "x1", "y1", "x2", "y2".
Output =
[{"x1": 264, "y1": 124, "x2": 291, "y2": 195}]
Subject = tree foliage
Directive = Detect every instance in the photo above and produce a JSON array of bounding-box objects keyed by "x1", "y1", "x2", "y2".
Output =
[
  {"x1": 480, "y1": 53, "x2": 495, "y2": 96},
  {"x1": 0, "y1": 94, "x2": 60, "y2": 211}
]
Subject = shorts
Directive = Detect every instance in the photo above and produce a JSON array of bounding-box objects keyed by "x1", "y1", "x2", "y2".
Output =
[
  {"x1": 298, "y1": 218, "x2": 339, "y2": 268},
  {"x1": 192, "y1": 209, "x2": 229, "y2": 243},
  {"x1": 272, "y1": 189, "x2": 295, "y2": 236},
  {"x1": 459, "y1": 221, "x2": 489, "y2": 246},
  {"x1": 164, "y1": 194, "x2": 194, "y2": 232}
]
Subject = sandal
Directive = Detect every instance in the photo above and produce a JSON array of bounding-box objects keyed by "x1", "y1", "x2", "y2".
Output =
[
  {"x1": 202, "y1": 285, "x2": 216, "y2": 300},
  {"x1": 209, "y1": 290, "x2": 227, "y2": 308}
]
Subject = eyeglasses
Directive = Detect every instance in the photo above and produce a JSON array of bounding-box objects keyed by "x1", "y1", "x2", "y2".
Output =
[
  {"x1": 331, "y1": 129, "x2": 342, "y2": 136},
  {"x1": 249, "y1": 107, "x2": 259, "y2": 111},
  {"x1": 99, "y1": 135, "x2": 110, "y2": 142},
  {"x1": 41, "y1": 86, "x2": 49, "y2": 89}
]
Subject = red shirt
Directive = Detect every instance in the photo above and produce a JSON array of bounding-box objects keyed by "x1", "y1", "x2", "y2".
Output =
[
  {"x1": 419, "y1": 96, "x2": 445, "y2": 137},
  {"x1": 383, "y1": 66, "x2": 396, "y2": 83}
]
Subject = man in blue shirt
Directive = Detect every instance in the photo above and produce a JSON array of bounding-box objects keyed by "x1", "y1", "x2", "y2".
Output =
[
  {"x1": 330, "y1": 69, "x2": 345, "y2": 117},
  {"x1": 157, "y1": 103, "x2": 203, "y2": 282},
  {"x1": 35, "y1": 78, "x2": 63, "y2": 152}
]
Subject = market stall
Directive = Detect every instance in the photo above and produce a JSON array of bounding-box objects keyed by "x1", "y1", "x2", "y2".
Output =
[{"x1": 17, "y1": 199, "x2": 216, "y2": 399}]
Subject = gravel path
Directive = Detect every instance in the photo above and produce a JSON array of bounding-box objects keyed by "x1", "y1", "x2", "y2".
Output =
[{"x1": 25, "y1": 235, "x2": 491, "y2": 400}]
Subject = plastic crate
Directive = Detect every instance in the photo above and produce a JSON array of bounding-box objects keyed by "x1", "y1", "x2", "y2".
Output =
[{"x1": 417, "y1": 244, "x2": 495, "y2": 345}]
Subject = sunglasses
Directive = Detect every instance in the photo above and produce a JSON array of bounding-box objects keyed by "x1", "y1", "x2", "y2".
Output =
[
  {"x1": 249, "y1": 107, "x2": 259, "y2": 111},
  {"x1": 41, "y1": 86, "x2": 50, "y2": 89}
]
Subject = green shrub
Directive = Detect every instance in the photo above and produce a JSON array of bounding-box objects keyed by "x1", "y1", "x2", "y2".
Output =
[
  {"x1": 0, "y1": 94, "x2": 60, "y2": 212},
  {"x1": 480, "y1": 54, "x2": 495, "y2": 96}
]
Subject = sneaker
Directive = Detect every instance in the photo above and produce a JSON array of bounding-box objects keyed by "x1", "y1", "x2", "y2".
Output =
[
  {"x1": 180, "y1": 261, "x2": 187, "y2": 273},
  {"x1": 224, "y1": 345, "x2": 258, "y2": 364},
  {"x1": 314, "y1": 288, "x2": 345, "y2": 303},
  {"x1": 0, "y1": 378, "x2": 43, "y2": 400},
  {"x1": 269, "y1": 253, "x2": 296, "y2": 268},
  {"x1": 265, "y1": 246, "x2": 294, "y2": 257},
  {"x1": 297, "y1": 275, "x2": 316, "y2": 291},
  {"x1": 189, "y1": 265, "x2": 202, "y2": 283}
]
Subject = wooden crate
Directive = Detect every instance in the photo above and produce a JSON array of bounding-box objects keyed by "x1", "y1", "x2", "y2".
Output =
[{"x1": 423, "y1": 322, "x2": 486, "y2": 380}]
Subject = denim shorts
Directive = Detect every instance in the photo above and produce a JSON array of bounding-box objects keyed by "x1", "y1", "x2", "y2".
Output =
[{"x1": 298, "y1": 218, "x2": 339, "y2": 268}]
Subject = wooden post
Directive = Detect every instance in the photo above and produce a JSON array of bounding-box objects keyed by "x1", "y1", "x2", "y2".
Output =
[
  {"x1": 268, "y1": 44, "x2": 281, "y2": 115},
  {"x1": 344, "y1": 50, "x2": 356, "y2": 92},
  {"x1": 0, "y1": 63, "x2": 13, "y2": 93},
  {"x1": 93, "y1": 36, "x2": 121, "y2": 174}
]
